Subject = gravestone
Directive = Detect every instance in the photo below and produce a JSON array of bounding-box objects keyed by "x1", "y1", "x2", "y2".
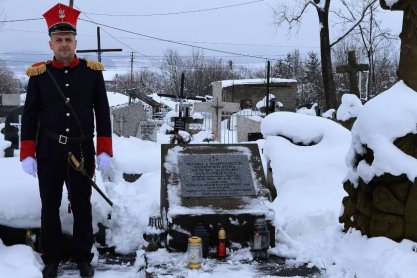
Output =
[
  {"x1": 136, "y1": 121, "x2": 157, "y2": 142},
  {"x1": 160, "y1": 143, "x2": 276, "y2": 252},
  {"x1": 336, "y1": 51, "x2": 369, "y2": 98},
  {"x1": 236, "y1": 115, "x2": 262, "y2": 142},
  {"x1": 112, "y1": 103, "x2": 146, "y2": 138},
  {"x1": 2, "y1": 106, "x2": 24, "y2": 157},
  {"x1": 0, "y1": 94, "x2": 21, "y2": 118},
  {"x1": 173, "y1": 117, "x2": 186, "y2": 132},
  {"x1": 194, "y1": 99, "x2": 240, "y2": 142}
]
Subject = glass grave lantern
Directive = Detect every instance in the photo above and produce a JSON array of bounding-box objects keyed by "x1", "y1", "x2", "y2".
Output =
[
  {"x1": 250, "y1": 218, "x2": 270, "y2": 260},
  {"x1": 143, "y1": 215, "x2": 166, "y2": 251},
  {"x1": 187, "y1": 236, "x2": 203, "y2": 269}
]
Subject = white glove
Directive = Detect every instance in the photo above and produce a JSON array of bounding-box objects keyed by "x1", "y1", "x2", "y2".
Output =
[
  {"x1": 97, "y1": 152, "x2": 111, "y2": 171},
  {"x1": 22, "y1": 157, "x2": 37, "y2": 177}
]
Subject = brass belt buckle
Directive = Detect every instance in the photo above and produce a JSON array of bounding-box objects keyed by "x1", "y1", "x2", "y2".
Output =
[{"x1": 59, "y1": 135, "x2": 68, "y2": 144}]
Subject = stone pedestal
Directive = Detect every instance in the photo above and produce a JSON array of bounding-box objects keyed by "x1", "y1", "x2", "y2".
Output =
[{"x1": 340, "y1": 134, "x2": 417, "y2": 242}]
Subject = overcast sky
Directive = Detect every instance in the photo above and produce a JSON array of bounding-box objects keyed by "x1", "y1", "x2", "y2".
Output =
[{"x1": 0, "y1": 0, "x2": 403, "y2": 75}]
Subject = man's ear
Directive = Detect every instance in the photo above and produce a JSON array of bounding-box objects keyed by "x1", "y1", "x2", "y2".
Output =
[{"x1": 49, "y1": 40, "x2": 53, "y2": 50}]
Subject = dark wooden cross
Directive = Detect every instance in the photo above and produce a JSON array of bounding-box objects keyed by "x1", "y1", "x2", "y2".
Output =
[
  {"x1": 380, "y1": 0, "x2": 417, "y2": 91},
  {"x1": 77, "y1": 27, "x2": 122, "y2": 62},
  {"x1": 336, "y1": 51, "x2": 369, "y2": 97}
]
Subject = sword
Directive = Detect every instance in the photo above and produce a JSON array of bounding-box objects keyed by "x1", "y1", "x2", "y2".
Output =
[{"x1": 68, "y1": 152, "x2": 113, "y2": 207}]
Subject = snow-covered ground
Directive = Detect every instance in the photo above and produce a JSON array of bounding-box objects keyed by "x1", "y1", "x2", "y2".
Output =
[{"x1": 1, "y1": 81, "x2": 417, "y2": 277}]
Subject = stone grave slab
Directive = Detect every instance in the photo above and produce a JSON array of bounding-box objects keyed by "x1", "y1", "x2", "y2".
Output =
[
  {"x1": 136, "y1": 121, "x2": 157, "y2": 141},
  {"x1": 111, "y1": 103, "x2": 146, "y2": 138},
  {"x1": 160, "y1": 143, "x2": 275, "y2": 252},
  {"x1": 236, "y1": 114, "x2": 262, "y2": 142}
]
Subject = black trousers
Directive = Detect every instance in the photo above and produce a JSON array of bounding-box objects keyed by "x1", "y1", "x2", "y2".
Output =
[{"x1": 37, "y1": 155, "x2": 95, "y2": 264}]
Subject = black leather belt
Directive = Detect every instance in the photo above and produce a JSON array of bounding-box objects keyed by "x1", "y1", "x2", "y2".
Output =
[{"x1": 42, "y1": 129, "x2": 94, "y2": 145}]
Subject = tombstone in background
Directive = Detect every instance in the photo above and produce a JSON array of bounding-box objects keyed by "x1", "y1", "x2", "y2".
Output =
[
  {"x1": 2, "y1": 106, "x2": 24, "y2": 157},
  {"x1": 194, "y1": 98, "x2": 240, "y2": 142},
  {"x1": 236, "y1": 115, "x2": 262, "y2": 142},
  {"x1": 169, "y1": 103, "x2": 204, "y2": 135},
  {"x1": 112, "y1": 103, "x2": 146, "y2": 138},
  {"x1": 161, "y1": 143, "x2": 276, "y2": 252},
  {"x1": 336, "y1": 51, "x2": 369, "y2": 98},
  {"x1": 136, "y1": 121, "x2": 157, "y2": 142},
  {"x1": 0, "y1": 94, "x2": 21, "y2": 118}
]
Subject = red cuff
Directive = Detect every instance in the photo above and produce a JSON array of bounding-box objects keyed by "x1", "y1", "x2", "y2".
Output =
[
  {"x1": 20, "y1": 140, "x2": 36, "y2": 161},
  {"x1": 97, "y1": 136, "x2": 113, "y2": 156}
]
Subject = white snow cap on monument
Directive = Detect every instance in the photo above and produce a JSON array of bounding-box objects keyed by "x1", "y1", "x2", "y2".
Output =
[
  {"x1": 384, "y1": 0, "x2": 400, "y2": 7},
  {"x1": 336, "y1": 94, "x2": 363, "y2": 121}
]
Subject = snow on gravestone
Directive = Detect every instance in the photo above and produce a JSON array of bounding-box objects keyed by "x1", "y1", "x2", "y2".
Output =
[{"x1": 160, "y1": 143, "x2": 275, "y2": 252}]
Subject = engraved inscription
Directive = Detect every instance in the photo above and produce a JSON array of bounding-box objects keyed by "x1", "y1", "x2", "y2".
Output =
[
  {"x1": 137, "y1": 121, "x2": 157, "y2": 141},
  {"x1": 178, "y1": 154, "x2": 256, "y2": 197}
]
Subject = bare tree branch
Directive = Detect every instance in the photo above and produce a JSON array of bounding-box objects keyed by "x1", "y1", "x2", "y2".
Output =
[{"x1": 330, "y1": 0, "x2": 378, "y2": 48}]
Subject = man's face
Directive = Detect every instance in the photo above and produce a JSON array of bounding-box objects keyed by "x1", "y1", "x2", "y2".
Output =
[{"x1": 49, "y1": 33, "x2": 77, "y2": 62}]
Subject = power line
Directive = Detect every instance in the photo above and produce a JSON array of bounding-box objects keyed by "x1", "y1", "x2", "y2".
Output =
[
  {"x1": 84, "y1": 0, "x2": 263, "y2": 17},
  {"x1": 79, "y1": 18, "x2": 272, "y2": 61},
  {"x1": 0, "y1": 28, "x2": 322, "y2": 48},
  {"x1": 74, "y1": 4, "x2": 162, "y2": 69},
  {"x1": 0, "y1": 52, "x2": 312, "y2": 58},
  {"x1": 0, "y1": 18, "x2": 42, "y2": 23},
  {"x1": 0, "y1": 19, "x2": 278, "y2": 60}
]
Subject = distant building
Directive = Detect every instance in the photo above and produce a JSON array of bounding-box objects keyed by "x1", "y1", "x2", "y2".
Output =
[
  {"x1": 213, "y1": 78, "x2": 297, "y2": 112},
  {"x1": 0, "y1": 94, "x2": 22, "y2": 118}
]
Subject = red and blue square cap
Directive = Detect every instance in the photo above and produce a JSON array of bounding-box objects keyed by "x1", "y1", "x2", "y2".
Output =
[{"x1": 43, "y1": 3, "x2": 80, "y2": 35}]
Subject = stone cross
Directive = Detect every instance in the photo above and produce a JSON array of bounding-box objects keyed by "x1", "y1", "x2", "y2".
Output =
[
  {"x1": 115, "y1": 117, "x2": 127, "y2": 137},
  {"x1": 380, "y1": 0, "x2": 417, "y2": 91},
  {"x1": 336, "y1": 51, "x2": 369, "y2": 97},
  {"x1": 194, "y1": 98, "x2": 240, "y2": 142}
]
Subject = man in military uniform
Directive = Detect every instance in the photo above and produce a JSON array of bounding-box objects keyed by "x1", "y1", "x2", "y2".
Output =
[{"x1": 20, "y1": 3, "x2": 112, "y2": 278}]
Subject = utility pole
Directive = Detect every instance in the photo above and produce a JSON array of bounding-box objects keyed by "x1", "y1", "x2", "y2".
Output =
[
  {"x1": 69, "y1": 0, "x2": 74, "y2": 8},
  {"x1": 127, "y1": 52, "x2": 135, "y2": 105},
  {"x1": 77, "y1": 27, "x2": 122, "y2": 62},
  {"x1": 179, "y1": 73, "x2": 185, "y2": 117},
  {"x1": 265, "y1": 60, "x2": 271, "y2": 116},
  {"x1": 130, "y1": 52, "x2": 134, "y2": 86}
]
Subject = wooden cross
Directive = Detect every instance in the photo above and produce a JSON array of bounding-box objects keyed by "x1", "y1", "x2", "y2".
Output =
[
  {"x1": 336, "y1": 51, "x2": 369, "y2": 97},
  {"x1": 77, "y1": 27, "x2": 122, "y2": 62},
  {"x1": 380, "y1": 0, "x2": 417, "y2": 91}
]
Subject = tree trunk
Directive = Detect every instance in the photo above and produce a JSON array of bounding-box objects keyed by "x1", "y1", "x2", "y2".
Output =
[{"x1": 317, "y1": 4, "x2": 337, "y2": 110}]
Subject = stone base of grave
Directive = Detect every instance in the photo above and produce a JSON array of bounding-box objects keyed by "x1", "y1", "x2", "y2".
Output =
[
  {"x1": 339, "y1": 133, "x2": 417, "y2": 242},
  {"x1": 4, "y1": 146, "x2": 15, "y2": 157},
  {"x1": 166, "y1": 213, "x2": 275, "y2": 252},
  {"x1": 338, "y1": 117, "x2": 356, "y2": 131},
  {"x1": 145, "y1": 252, "x2": 321, "y2": 277},
  {"x1": 0, "y1": 224, "x2": 40, "y2": 246}
]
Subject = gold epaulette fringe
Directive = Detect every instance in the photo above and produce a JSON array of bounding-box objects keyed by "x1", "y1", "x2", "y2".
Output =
[
  {"x1": 86, "y1": 60, "x2": 104, "y2": 71},
  {"x1": 26, "y1": 63, "x2": 46, "y2": 77}
]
